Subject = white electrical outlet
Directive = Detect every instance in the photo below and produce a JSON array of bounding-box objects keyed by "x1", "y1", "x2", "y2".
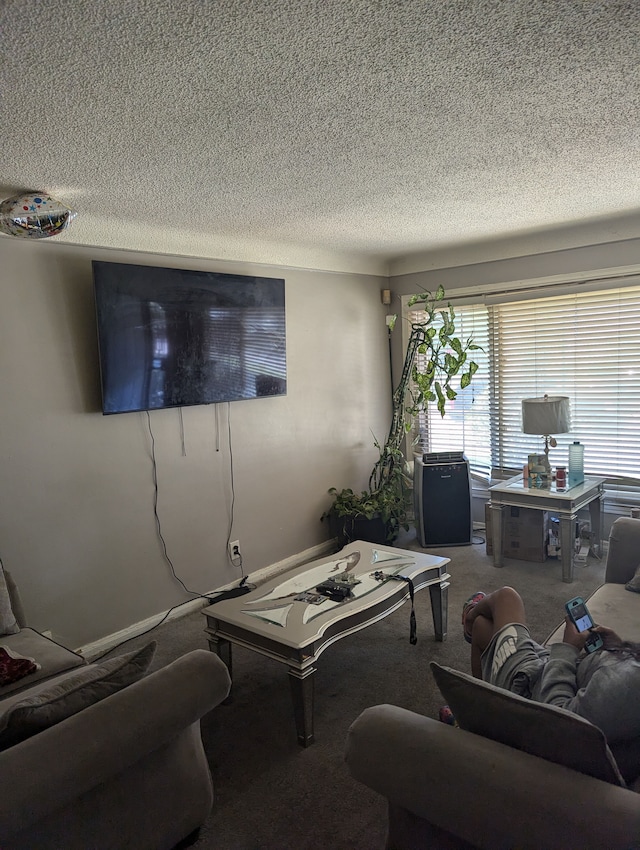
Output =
[{"x1": 229, "y1": 540, "x2": 241, "y2": 560}]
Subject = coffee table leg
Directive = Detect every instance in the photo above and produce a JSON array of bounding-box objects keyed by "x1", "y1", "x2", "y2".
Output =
[
  {"x1": 429, "y1": 580, "x2": 449, "y2": 641},
  {"x1": 288, "y1": 667, "x2": 316, "y2": 747},
  {"x1": 208, "y1": 636, "x2": 234, "y2": 704}
]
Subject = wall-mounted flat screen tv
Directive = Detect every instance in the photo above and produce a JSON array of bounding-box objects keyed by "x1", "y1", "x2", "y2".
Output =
[{"x1": 93, "y1": 261, "x2": 286, "y2": 414}]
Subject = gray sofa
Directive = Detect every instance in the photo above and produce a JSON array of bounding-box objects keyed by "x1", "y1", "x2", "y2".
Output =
[
  {"x1": 0, "y1": 570, "x2": 232, "y2": 850},
  {"x1": 345, "y1": 516, "x2": 640, "y2": 850}
]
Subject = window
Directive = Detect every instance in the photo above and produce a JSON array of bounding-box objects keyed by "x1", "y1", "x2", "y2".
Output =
[{"x1": 408, "y1": 281, "x2": 640, "y2": 488}]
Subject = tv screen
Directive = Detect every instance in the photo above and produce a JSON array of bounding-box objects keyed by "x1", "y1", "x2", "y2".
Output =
[{"x1": 92, "y1": 261, "x2": 286, "y2": 414}]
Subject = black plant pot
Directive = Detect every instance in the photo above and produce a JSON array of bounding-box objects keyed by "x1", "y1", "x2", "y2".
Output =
[{"x1": 330, "y1": 513, "x2": 394, "y2": 547}]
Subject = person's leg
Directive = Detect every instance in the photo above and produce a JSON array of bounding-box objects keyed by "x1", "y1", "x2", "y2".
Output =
[
  {"x1": 438, "y1": 586, "x2": 532, "y2": 722},
  {"x1": 465, "y1": 587, "x2": 527, "y2": 677}
]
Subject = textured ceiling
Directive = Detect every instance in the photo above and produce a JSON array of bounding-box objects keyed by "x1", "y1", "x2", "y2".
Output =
[{"x1": 2, "y1": 1, "x2": 639, "y2": 274}]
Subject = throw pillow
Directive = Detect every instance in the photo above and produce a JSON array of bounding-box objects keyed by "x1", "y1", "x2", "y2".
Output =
[
  {"x1": 430, "y1": 662, "x2": 625, "y2": 786},
  {"x1": 625, "y1": 564, "x2": 640, "y2": 593},
  {"x1": 0, "y1": 640, "x2": 156, "y2": 750},
  {"x1": 0, "y1": 566, "x2": 19, "y2": 636},
  {"x1": 0, "y1": 646, "x2": 40, "y2": 686}
]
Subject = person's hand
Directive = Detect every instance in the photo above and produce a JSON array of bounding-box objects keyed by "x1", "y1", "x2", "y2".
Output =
[
  {"x1": 562, "y1": 619, "x2": 621, "y2": 652},
  {"x1": 562, "y1": 616, "x2": 590, "y2": 650},
  {"x1": 590, "y1": 624, "x2": 622, "y2": 649}
]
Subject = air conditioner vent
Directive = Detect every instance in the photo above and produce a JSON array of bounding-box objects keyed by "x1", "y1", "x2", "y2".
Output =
[{"x1": 422, "y1": 451, "x2": 466, "y2": 465}]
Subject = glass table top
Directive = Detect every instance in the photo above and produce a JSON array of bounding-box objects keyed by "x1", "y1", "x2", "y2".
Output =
[
  {"x1": 501, "y1": 476, "x2": 577, "y2": 494},
  {"x1": 240, "y1": 546, "x2": 420, "y2": 628},
  {"x1": 490, "y1": 475, "x2": 605, "y2": 499}
]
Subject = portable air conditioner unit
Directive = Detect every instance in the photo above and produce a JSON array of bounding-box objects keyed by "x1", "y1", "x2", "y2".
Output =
[{"x1": 414, "y1": 452, "x2": 472, "y2": 547}]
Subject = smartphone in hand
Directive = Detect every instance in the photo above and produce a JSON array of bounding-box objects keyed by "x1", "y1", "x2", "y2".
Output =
[{"x1": 565, "y1": 596, "x2": 604, "y2": 653}]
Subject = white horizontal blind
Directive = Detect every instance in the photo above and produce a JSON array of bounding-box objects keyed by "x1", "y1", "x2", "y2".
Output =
[
  {"x1": 408, "y1": 303, "x2": 491, "y2": 478},
  {"x1": 495, "y1": 285, "x2": 640, "y2": 483},
  {"x1": 408, "y1": 282, "x2": 640, "y2": 485}
]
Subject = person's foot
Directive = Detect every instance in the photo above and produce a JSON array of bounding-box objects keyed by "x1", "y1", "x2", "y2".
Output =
[
  {"x1": 438, "y1": 705, "x2": 457, "y2": 726},
  {"x1": 462, "y1": 591, "x2": 486, "y2": 643}
]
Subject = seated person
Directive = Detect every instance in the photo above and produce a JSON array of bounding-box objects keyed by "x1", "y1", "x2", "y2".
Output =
[{"x1": 459, "y1": 586, "x2": 640, "y2": 748}]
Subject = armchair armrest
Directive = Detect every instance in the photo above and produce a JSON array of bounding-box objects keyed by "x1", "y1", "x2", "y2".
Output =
[
  {"x1": 605, "y1": 517, "x2": 640, "y2": 584},
  {"x1": 345, "y1": 705, "x2": 640, "y2": 850},
  {"x1": 0, "y1": 649, "x2": 231, "y2": 839}
]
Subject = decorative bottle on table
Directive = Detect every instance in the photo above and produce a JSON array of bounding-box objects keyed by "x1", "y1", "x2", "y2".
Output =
[{"x1": 568, "y1": 441, "x2": 584, "y2": 487}]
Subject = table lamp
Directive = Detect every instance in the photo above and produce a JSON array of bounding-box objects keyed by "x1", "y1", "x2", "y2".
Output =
[{"x1": 522, "y1": 394, "x2": 571, "y2": 474}]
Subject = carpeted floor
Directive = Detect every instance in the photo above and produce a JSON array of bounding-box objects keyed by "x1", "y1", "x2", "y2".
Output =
[{"x1": 115, "y1": 527, "x2": 607, "y2": 850}]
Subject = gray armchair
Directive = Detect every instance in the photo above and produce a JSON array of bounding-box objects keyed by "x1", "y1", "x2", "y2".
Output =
[{"x1": 345, "y1": 516, "x2": 640, "y2": 850}]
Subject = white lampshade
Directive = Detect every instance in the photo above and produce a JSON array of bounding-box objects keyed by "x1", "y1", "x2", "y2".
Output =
[{"x1": 522, "y1": 395, "x2": 571, "y2": 436}]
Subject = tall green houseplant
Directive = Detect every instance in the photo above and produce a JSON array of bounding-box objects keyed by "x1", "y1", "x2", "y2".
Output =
[{"x1": 324, "y1": 285, "x2": 480, "y2": 544}]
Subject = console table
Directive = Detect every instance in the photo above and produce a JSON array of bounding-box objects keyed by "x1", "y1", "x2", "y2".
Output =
[{"x1": 489, "y1": 475, "x2": 605, "y2": 582}]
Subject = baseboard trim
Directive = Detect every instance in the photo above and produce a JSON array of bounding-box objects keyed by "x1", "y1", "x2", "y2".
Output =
[
  {"x1": 76, "y1": 539, "x2": 337, "y2": 660},
  {"x1": 246, "y1": 539, "x2": 338, "y2": 586}
]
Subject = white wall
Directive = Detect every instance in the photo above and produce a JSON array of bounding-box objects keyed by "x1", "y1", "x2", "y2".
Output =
[{"x1": 0, "y1": 238, "x2": 390, "y2": 649}]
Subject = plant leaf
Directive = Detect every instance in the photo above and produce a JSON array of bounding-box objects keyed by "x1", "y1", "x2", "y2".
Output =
[
  {"x1": 444, "y1": 352, "x2": 460, "y2": 374},
  {"x1": 435, "y1": 381, "x2": 445, "y2": 414}
]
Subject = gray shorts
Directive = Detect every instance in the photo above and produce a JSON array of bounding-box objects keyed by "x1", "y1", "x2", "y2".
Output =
[{"x1": 481, "y1": 623, "x2": 549, "y2": 698}]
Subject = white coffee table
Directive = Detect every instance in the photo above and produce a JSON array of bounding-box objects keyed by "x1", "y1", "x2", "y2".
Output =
[{"x1": 202, "y1": 541, "x2": 450, "y2": 746}]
